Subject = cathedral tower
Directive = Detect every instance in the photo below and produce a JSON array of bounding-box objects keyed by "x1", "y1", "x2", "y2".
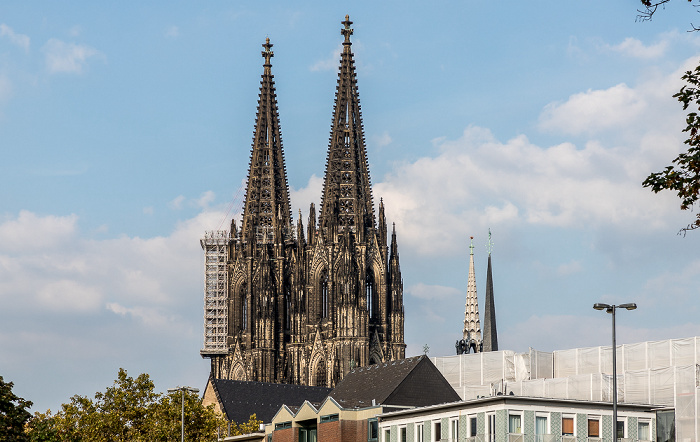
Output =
[{"x1": 201, "y1": 17, "x2": 405, "y2": 388}]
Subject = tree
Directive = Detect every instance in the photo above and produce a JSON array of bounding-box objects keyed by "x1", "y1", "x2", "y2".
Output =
[
  {"x1": 0, "y1": 375, "x2": 32, "y2": 441},
  {"x1": 25, "y1": 368, "x2": 227, "y2": 442},
  {"x1": 637, "y1": 0, "x2": 700, "y2": 27},
  {"x1": 638, "y1": 0, "x2": 700, "y2": 233},
  {"x1": 643, "y1": 66, "x2": 700, "y2": 233}
]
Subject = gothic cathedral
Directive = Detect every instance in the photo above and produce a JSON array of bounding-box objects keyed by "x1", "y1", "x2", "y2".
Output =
[{"x1": 200, "y1": 16, "x2": 406, "y2": 387}]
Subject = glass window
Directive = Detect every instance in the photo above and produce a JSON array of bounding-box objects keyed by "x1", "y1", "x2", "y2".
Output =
[
  {"x1": 416, "y1": 423, "x2": 424, "y2": 442},
  {"x1": 385, "y1": 429, "x2": 391, "y2": 442},
  {"x1": 638, "y1": 421, "x2": 650, "y2": 441},
  {"x1": 535, "y1": 416, "x2": 548, "y2": 442},
  {"x1": 450, "y1": 419, "x2": 459, "y2": 441},
  {"x1": 587, "y1": 419, "x2": 599, "y2": 438},
  {"x1": 400, "y1": 427, "x2": 407, "y2": 442},
  {"x1": 616, "y1": 420, "x2": 625, "y2": 439},
  {"x1": 320, "y1": 414, "x2": 339, "y2": 423},
  {"x1": 562, "y1": 417, "x2": 574, "y2": 436},
  {"x1": 656, "y1": 410, "x2": 675, "y2": 442},
  {"x1": 368, "y1": 419, "x2": 378, "y2": 442},
  {"x1": 509, "y1": 415, "x2": 522, "y2": 434},
  {"x1": 434, "y1": 421, "x2": 441, "y2": 442},
  {"x1": 469, "y1": 417, "x2": 477, "y2": 437}
]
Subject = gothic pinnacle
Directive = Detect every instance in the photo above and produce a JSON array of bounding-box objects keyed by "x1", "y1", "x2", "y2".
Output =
[
  {"x1": 262, "y1": 37, "x2": 273, "y2": 74},
  {"x1": 341, "y1": 15, "x2": 353, "y2": 48}
]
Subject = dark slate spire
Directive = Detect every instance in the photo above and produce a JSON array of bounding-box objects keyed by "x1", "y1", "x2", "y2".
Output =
[
  {"x1": 319, "y1": 15, "x2": 375, "y2": 235},
  {"x1": 240, "y1": 38, "x2": 292, "y2": 242},
  {"x1": 482, "y1": 229, "x2": 498, "y2": 352}
]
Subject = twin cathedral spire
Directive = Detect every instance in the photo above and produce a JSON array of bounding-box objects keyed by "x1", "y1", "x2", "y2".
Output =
[{"x1": 201, "y1": 16, "x2": 405, "y2": 388}]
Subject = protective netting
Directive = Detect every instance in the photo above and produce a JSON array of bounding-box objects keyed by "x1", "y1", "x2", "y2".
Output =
[{"x1": 433, "y1": 336, "x2": 699, "y2": 441}]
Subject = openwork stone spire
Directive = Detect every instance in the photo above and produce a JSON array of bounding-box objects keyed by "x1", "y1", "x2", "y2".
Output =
[
  {"x1": 463, "y1": 237, "x2": 482, "y2": 349},
  {"x1": 241, "y1": 38, "x2": 292, "y2": 242},
  {"x1": 319, "y1": 15, "x2": 375, "y2": 234},
  {"x1": 482, "y1": 229, "x2": 498, "y2": 351}
]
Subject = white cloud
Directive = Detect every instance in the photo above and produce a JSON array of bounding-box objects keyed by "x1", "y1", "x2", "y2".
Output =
[
  {"x1": 539, "y1": 83, "x2": 646, "y2": 135},
  {"x1": 372, "y1": 131, "x2": 392, "y2": 148},
  {"x1": 169, "y1": 195, "x2": 186, "y2": 210},
  {"x1": 310, "y1": 44, "x2": 342, "y2": 72},
  {"x1": 0, "y1": 24, "x2": 30, "y2": 52},
  {"x1": 0, "y1": 210, "x2": 77, "y2": 253},
  {"x1": 196, "y1": 190, "x2": 215, "y2": 208},
  {"x1": 291, "y1": 174, "x2": 323, "y2": 220},
  {"x1": 143, "y1": 206, "x2": 154, "y2": 215},
  {"x1": 605, "y1": 37, "x2": 669, "y2": 60},
  {"x1": 42, "y1": 38, "x2": 102, "y2": 74},
  {"x1": 38, "y1": 280, "x2": 102, "y2": 313},
  {"x1": 165, "y1": 26, "x2": 179, "y2": 39},
  {"x1": 557, "y1": 260, "x2": 583, "y2": 276}
]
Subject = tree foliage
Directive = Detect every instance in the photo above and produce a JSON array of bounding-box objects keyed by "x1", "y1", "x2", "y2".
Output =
[
  {"x1": 637, "y1": 0, "x2": 700, "y2": 27},
  {"x1": 0, "y1": 375, "x2": 33, "y2": 441},
  {"x1": 24, "y1": 368, "x2": 228, "y2": 442}
]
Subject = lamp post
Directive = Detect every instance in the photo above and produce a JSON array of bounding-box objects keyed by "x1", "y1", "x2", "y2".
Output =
[
  {"x1": 167, "y1": 386, "x2": 200, "y2": 442},
  {"x1": 593, "y1": 303, "x2": 636, "y2": 441}
]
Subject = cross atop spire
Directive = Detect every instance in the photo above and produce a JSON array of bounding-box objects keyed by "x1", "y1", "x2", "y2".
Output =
[
  {"x1": 262, "y1": 37, "x2": 274, "y2": 74},
  {"x1": 341, "y1": 15, "x2": 353, "y2": 47},
  {"x1": 469, "y1": 236, "x2": 475, "y2": 256}
]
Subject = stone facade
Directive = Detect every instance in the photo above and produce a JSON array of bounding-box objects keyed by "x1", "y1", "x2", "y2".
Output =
[{"x1": 202, "y1": 16, "x2": 405, "y2": 388}]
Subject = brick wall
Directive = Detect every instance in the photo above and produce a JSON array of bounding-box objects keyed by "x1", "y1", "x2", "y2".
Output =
[
  {"x1": 271, "y1": 427, "x2": 295, "y2": 442},
  {"x1": 319, "y1": 421, "x2": 341, "y2": 441}
]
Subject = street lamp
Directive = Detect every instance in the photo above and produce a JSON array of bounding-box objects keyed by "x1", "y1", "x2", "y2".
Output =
[
  {"x1": 593, "y1": 303, "x2": 636, "y2": 441},
  {"x1": 168, "y1": 386, "x2": 200, "y2": 442}
]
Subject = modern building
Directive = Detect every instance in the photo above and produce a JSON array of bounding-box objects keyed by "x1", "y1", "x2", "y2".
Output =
[
  {"x1": 433, "y1": 336, "x2": 700, "y2": 441},
  {"x1": 200, "y1": 16, "x2": 405, "y2": 388},
  {"x1": 264, "y1": 355, "x2": 461, "y2": 442},
  {"x1": 378, "y1": 395, "x2": 659, "y2": 442}
]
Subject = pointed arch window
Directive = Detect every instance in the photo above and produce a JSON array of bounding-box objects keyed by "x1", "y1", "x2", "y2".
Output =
[
  {"x1": 366, "y1": 271, "x2": 375, "y2": 320},
  {"x1": 285, "y1": 288, "x2": 291, "y2": 331},
  {"x1": 240, "y1": 284, "x2": 248, "y2": 331},
  {"x1": 315, "y1": 361, "x2": 327, "y2": 387},
  {"x1": 321, "y1": 271, "x2": 329, "y2": 319}
]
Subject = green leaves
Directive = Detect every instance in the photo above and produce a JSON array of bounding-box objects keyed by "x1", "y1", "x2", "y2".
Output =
[
  {"x1": 25, "y1": 369, "x2": 227, "y2": 442},
  {"x1": 643, "y1": 62, "x2": 700, "y2": 233},
  {"x1": 0, "y1": 375, "x2": 33, "y2": 441}
]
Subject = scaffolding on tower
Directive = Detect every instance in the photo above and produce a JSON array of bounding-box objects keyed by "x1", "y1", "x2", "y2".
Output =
[{"x1": 200, "y1": 230, "x2": 230, "y2": 356}]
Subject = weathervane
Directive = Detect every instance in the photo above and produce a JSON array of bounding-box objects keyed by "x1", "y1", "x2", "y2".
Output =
[{"x1": 469, "y1": 236, "x2": 474, "y2": 256}]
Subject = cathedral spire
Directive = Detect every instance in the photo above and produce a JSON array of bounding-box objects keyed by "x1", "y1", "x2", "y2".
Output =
[
  {"x1": 482, "y1": 229, "x2": 498, "y2": 351},
  {"x1": 240, "y1": 38, "x2": 292, "y2": 242},
  {"x1": 319, "y1": 15, "x2": 375, "y2": 235},
  {"x1": 463, "y1": 236, "x2": 482, "y2": 351}
]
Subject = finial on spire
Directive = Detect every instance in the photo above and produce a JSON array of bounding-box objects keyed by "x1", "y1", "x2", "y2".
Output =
[
  {"x1": 341, "y1": 15, "x2": 353, "y2": 46},
  {"x1": 470, "y1": 236, "x2": 474, "y2": 256},
  {"x1": 486, "y1": 228, "x2": 494, "y2": 256},
  {"x1": 262, "y1": 38, "x2": 274, "y2": 73}
]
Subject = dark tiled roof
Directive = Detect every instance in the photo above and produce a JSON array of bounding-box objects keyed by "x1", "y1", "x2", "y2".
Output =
[
  {"x1": 212, "y1": 379, "x2": 332, "y2": 424},
  {"x1": 330, "y1": 355, "x2": 460, "y2": 408}
]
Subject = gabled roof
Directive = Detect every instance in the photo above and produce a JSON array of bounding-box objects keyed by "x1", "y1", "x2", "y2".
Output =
[
  {"x1": 211, "y1": 378, "x2": 332, "y2": 424},
  {"x1": 330, "y1": 355, "x2": 461, "y2": 409}
]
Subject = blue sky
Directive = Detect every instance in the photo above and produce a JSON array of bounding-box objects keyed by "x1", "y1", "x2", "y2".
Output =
[{"x1": 3, "y1": 1, "x2": 700, "y2": 414}]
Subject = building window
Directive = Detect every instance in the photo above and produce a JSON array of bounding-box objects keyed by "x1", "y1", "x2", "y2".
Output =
[
  {"x1": 320, "y1": 271, "x2": 329, "y2": 319},
  {"x1": 275, "y1": 421, "x2": 292, "y2": 430},
  {"x1": 469, "y1": 416, "x2": 477, "y2": 437},
  {"x1": 587, "y1": 418, "x2": 599, "y2": 438},
  {"x1": 320, "y1": 414, "x2": 339, "y2": 423},
  {"x1": 535, "y1": 415, "x2": 548, "y2": 442},
  {"x1": 450, "y1": 418, "x2": 459, "y2": 441},
  {"x1": 638, "y1": 421, "x2": 651, "y2": 441},
  {"x1": 656, "y1": 410, "x2": 675, "y2": 442},
  {"x1": 368, "y1": 418, "x2": 378, "y2": 442},
  {"x1": 433, "y1": 421, "x2": 442, "y2": 442},
  {"x1": 487, "y1": 413, "x2": 496, "y2": 442},
  {"x1": 384, "y1": 428, "x2": 391, "y2": 442},
  {"x1": 366, "y1": 271, "x2": 374, "y2": 319},
  {"x1": 562, "y1": 417, "x2": 574, "y2": 436},
  {"x1": 509, "y1": 414, "x2": 522, "y2": 434},
  {"x1": 400, "y1": 426, "x2": 407, "y2": 442},
  {"x1": 616, "y1": 419, "x2": 625, "y2": 440},
  {"x1": 416, "y1": 423, "x2": 424, "y2": 442}
]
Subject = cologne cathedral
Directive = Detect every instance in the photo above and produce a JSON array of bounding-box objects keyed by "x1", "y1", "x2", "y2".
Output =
[{"x1": 200, "y1": 16, "x2": 405, "y2": 388}]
